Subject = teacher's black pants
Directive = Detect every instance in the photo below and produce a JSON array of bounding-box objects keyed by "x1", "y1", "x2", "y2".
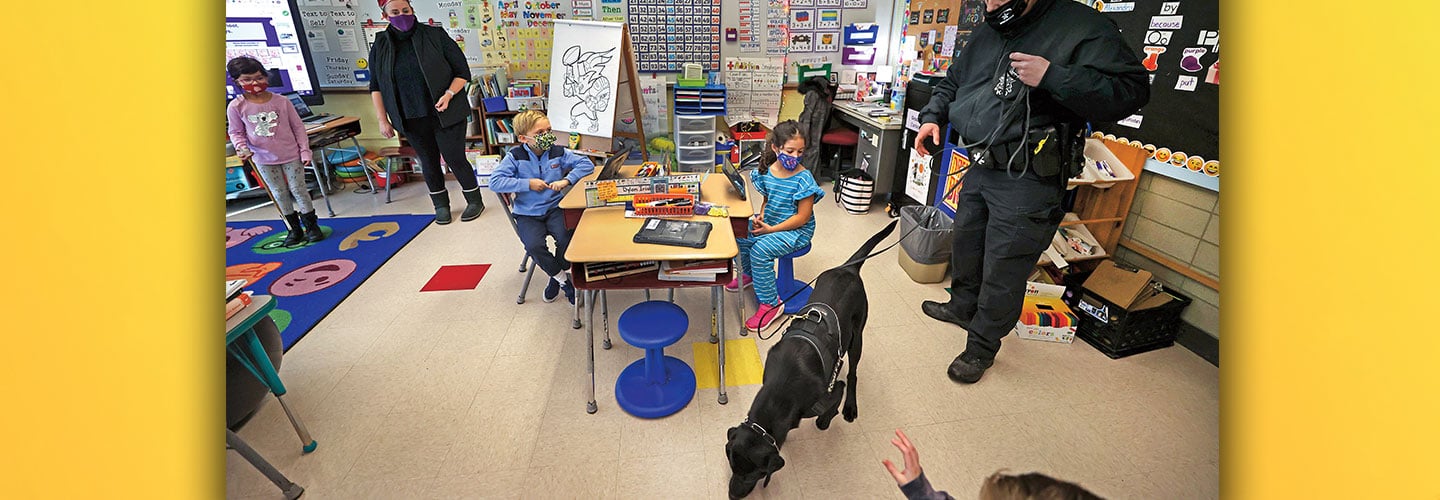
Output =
[{"x1": 402, "y1": 115, "x2": 478, "y2": 193}]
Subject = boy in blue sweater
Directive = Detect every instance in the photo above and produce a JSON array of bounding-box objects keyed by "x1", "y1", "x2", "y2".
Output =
[{"x1": 488, "y1": 110, "x2": 595, "y2": 304}]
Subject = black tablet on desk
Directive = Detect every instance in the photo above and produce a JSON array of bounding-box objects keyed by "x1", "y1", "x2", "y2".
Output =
[
  {"x1": 633, "y1": 218, "x2": 712, "y2": 248},
  {"x1": 720, "y1": 155, "x2": 748, "y2": 201},
  {"x1": 594, "y1": 145, "x2": 635, "y2": 181}
]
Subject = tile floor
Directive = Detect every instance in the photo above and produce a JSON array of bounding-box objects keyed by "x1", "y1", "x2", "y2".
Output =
[{"x1": 226, "y1": 178, "x2": 1219, "y2": 499}]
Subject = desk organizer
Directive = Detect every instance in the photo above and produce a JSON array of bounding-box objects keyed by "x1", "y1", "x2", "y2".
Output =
[{"x1": 632, "y1": 193, "x2": 696, "y2": 217}]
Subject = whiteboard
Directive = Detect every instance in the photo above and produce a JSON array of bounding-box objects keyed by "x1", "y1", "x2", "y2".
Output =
[{"x1": 548, "y1": 20, "x2": 625, "y2": 137}]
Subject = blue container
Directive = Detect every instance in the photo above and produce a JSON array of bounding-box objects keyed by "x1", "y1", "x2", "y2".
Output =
[{"x1": 482, "y1": 96, "x2": 507, "y2": 113}]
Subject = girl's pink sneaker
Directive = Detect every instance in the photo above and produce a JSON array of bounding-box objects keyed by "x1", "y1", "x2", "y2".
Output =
[
  {"x1": 746, "y1": 303, "x2": 784, "y2": 331},
  {"x1": 725, "y1": 274, "x2": 753, "y2": 292}
]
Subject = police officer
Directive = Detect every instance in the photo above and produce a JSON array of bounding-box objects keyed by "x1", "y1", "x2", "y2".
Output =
[{"x1": 914, "y1": 0, "x2": 1149, "y2": 383}]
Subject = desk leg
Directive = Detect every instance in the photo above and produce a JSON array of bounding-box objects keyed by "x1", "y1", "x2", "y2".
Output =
[
  {"x1": 238, "y1": 330, "x2": 317, "y2": 453},
  {"x1": 572, "y1": 289, "x2": 583, "y2": 329},
  {"x1": 228, "y1": 429, "x2": 305, "y2": 500},
  {"x1": 716, "y1": 286, "x2": 728, "y2": 405},
  {"x1": 735, "y1": 258, "x2": 749, "y2": 337},
  {"x1": 586, "y1": 290, "x2": 598, "y2": 414},
  {"x1": 601, "y1": 290, "x2": 612, "y2": 350}
]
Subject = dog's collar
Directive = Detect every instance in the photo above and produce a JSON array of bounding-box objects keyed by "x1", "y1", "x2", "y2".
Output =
[
  {"x1": 741, "y1": 418, "x2": 780, "y2": 455},
  {"x1": 740, "y1": 418, "x2": 782, "y2": 487}
]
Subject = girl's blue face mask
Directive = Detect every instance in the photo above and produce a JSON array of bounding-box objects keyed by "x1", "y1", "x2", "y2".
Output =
[{"x1": 776, "y1": 151, "x2": 801, "y2": 171}]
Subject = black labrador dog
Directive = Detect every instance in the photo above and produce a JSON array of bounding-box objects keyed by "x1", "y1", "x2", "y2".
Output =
[{"x1": 724, "y1": 220, "x2": 897, "y2": 499}]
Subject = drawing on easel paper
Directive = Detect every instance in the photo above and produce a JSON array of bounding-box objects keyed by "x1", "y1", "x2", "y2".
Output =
[{"x1": 549, "y1": 20, "x2": 625, "y2": 137}]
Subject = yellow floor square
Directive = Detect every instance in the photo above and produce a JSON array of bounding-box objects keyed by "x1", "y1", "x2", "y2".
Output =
[{"x1": 692, "y1": 338, "x2": 765, "y2": 389}]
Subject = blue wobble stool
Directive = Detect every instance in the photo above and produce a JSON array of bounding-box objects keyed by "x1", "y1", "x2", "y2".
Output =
[
  {"x1": 615, "y1": 301, "x2": 696, "y2": 418},
  {"x1": 777, "y1": 244, "x2": 814, "y2": 314}
]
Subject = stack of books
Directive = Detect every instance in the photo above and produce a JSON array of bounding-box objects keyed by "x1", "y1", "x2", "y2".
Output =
[
  {"x1": 658, "y1": 260, "x2": 728, "y2": 282},
  {"x1": 485, "y1": 116, "x2": 516, "y2": 146},
  {"x1": 225, "y1": 279, "x2": 253, "y2": 320},
  {"x1": 508, "y1": 79, "x2": 543, "y2": 97},
  {"x1": 583, "y1": 261, "x2": 660, "y2": 282}
]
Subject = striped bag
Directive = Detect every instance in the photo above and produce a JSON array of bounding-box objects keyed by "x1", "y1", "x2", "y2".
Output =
[{"x1": 835, "y1": 168, "x2": 874, "y2": 215}]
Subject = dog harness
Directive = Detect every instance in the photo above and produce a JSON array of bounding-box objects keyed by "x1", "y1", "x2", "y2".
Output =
[{"x1": 782, "y1": 303, "x2": 846, "y2": 392}]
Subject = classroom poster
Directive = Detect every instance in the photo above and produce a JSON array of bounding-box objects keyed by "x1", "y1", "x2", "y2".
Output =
[
  {"x1": 600, "y1": 0, "x2": 624, "y2": 22},
  {"x1": 843, "y1": 0, "x2": 867, "y2": 7},
  {"x1": 814, "y1": 31, "x2": 840, "y2": 52},
  {"x1": 816, "y1": 0, "x2": 842, "y2": 6},
  {"x1": 500, "y1": 0, "x2": 561, "y2": 81},
  {"x1": 306, "y1": 30, "x2": 331, "y2": 52},
  {"x1": 627, "y1": 0, "x2": 722, "y2": 72},
  {"x1": 789, "y1": 32, "x2": 813, "y2": 52},
  {"x1": 905, "y1": 148, "x2": 932, "y2": 204},
  {"x1": 548, "y1": 20, "x2": 624, "y2": 137},
  {"x1": 791, "y1": 9, "x2": 815, "y2": 30},
  {"x1": 638, "y1": 74, "x2": 670, "y2": 134},
  {"x1": 817, "y1": 8, "x2": 842, "y2": 29},
  {"x1": 572, "y1": 0, "x2": 593, "y2": 18},
  {"x1": 730, "y1": 58, "x2": 785, "y2": 128}
]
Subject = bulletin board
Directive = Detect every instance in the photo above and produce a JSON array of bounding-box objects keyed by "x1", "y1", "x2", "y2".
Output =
[
  {"x1": 295, "y1": 0, "x2": 902, "y2": 88},
  {"x1": 1079, "y1": 0, "x2": 1219, "y2": 190},
  {"x1": 900, "y1": 0, "x2": 981, "y2": 74},
  {"x1": 296, "y1": 0, "x2": 505, "y2": 89}
]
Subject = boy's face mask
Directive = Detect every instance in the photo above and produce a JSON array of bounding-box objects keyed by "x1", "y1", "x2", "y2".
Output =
[{"x1": 532, "y1": 131, "x2": 557, "y2": 151}]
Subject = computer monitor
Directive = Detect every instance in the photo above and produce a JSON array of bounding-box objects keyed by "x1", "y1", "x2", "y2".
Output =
[
  {"x1": 283, "y1": 92, "x2": 314, "y2": 118},
  {"x1": 225, "y1": 0, "x2": 325, "y2": 105}
]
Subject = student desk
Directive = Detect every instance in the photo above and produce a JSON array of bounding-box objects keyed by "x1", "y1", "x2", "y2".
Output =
[
  {"x1": 226, "y1": 295, "x2": 317, "y2": 453},
  {"x1": 305, "y1": 116, "x2": 364, "y2": 217},
  {"x1": 557, "y1": 166, "x2": 757, "y2": 414},
  {"x1": 830, "y1": 101, "x2": 905, "y2": 198}
]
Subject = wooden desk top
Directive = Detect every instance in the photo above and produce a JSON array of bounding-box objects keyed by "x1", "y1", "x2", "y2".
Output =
[
  {"x1": 831, "y1": 101, "x2": 904, "y2": 131},
  {"x1": 558, "y1": 164, "x2": 755, "y2": 218},
  {"x1": 564, "y1": 207, "x2": 739, "y2": 263},
  {"x1": 305, "y1": 116, "x2": 360, "y2": 136}
]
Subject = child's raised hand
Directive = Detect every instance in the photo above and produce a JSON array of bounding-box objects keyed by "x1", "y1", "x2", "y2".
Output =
[{"x1": 881, "y1": 429, "x2": 923, "y2": 487}]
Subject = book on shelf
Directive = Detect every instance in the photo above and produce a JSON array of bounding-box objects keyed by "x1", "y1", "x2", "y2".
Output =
[
  {"x1": 583, "y1": 261, "x2": 660, "y2": 281},
  {"x1": 660, "y1": 260, "x2": 729, "y2": 274}
]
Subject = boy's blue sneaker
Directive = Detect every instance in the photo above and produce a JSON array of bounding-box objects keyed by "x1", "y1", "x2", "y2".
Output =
[
  {"x1": 543, "y1": 278, "x2": 561, "y2": 303},
  {"x1": 562, "y1": 281, "x2": 576, "y2": 305}
]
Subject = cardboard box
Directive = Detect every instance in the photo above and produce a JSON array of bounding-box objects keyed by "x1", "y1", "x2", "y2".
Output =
[
  {"x1": 1011, "y1": 282, "x2": 1079, "y2": 344},
  {"x1": 1079, "y1": 260, "x2": 1172, "y2": 315}
]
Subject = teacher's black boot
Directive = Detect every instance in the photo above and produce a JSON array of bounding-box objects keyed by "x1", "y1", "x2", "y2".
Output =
[
  {"x1": 460, "y1": 187, "x2": 486, "y2": 221},
  {"x1": 430, "y1": 191, "x2": 453, "y2": 225}
]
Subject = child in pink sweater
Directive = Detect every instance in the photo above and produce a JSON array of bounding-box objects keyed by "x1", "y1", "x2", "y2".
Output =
[{"x1": 226, "y1": 56, "x2": 325, "y2": 246}]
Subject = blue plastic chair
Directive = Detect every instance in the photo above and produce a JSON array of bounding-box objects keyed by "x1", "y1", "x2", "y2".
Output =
[
  {"x1": 615, "y1": 301, "x2": 696, "y2": 418},
  {"x1": 777, "y1": 244, "x2": 813, "y2": 314}
]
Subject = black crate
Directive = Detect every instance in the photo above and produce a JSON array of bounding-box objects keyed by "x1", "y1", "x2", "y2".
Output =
[{"x1": 1073, "y1": 286, "x2": 1192, "y2": 359}]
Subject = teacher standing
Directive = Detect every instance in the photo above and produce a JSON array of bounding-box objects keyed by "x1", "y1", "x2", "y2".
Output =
[{"x1": 369, "y1": 0, "x2": 484, "y2": 224}]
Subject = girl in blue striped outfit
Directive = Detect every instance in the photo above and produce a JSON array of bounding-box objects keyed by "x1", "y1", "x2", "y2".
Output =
[{"x1": 727, "y1": 121, "x2": 825, "y2": 331}]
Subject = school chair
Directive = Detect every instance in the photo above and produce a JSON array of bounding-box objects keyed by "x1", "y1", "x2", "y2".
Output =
[
  {"x1": 496, "y1": 192, "x2": 539, "y2": 304},
  {"x1": 819, "y1": 127, "x2": 859, "y2": 183},
  {"x1": 377, "y1": 146, "x2": 420, "y2": 204},
  {"x1": 777, "y1": 244, "x2": 814, "y2": 314},
  {"x1": 614, "y1": 300, "x2": 695, "y2": 418}
]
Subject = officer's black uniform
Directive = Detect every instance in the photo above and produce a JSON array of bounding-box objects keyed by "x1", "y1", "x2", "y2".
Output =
[{"x1": 919, "y1": 0, "x2": 1148, "y2": 370}]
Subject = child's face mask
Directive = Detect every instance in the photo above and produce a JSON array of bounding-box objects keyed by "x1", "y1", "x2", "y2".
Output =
[
  {"x1": 532, "y1": 131, "x2": 557, "y2": 151},
  {"x1": 776, "y1": 151, "x2": 801, "y2": 171}
]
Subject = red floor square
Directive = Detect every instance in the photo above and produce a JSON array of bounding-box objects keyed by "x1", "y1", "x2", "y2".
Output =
[{"x1": 420, "y1": 264, "x2": 492, "y2": 292}]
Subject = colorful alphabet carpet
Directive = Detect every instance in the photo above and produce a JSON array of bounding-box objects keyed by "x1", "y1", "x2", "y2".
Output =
[{"x1": 225, "y1": 214, "x2": 433, "y2": 349}]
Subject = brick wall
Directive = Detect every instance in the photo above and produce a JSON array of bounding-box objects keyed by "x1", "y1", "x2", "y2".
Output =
[{"x1": 1113, "y1": 173, "x2": 1220, "y2": 338}]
